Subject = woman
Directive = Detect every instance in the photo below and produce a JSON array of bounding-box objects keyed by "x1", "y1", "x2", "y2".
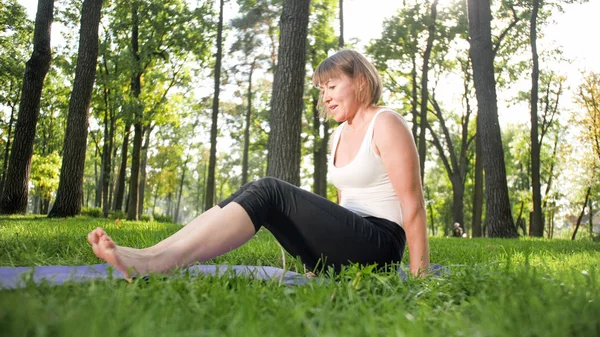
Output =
[{"x1": 88, "y1": 49, "x2": 430, "y2": 278}]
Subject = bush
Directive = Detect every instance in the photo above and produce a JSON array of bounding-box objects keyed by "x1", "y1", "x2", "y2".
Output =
[
  {"x1": 109, "y1": 210, "x2": 126, "y2": 220},
  {"x1": 153, "y1": 213, "x2": 173, "y2": 224},
  {"x1": 81, "y1": 207, "x2": 103, "y2": 218},
  {"x1": 140, "y1": 214, "x2": 153, "y2": 222}
]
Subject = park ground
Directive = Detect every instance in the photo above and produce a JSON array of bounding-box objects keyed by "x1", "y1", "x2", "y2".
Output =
[{"x1": 1, "y1": 215, "x2": 599, "y2": 337}]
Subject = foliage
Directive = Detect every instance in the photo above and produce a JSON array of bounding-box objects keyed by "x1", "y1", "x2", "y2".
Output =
[
  {"x1": 29, "y1": 153, "x2": 61, "y2": 201},
  {"x1": 81, "y1": 207, "x2": 103, "y2": 218}
]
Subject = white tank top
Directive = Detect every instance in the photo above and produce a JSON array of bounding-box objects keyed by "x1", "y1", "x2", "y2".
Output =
[{"x1": 329, "y1": 109, "x2": 403, "y2": 227}]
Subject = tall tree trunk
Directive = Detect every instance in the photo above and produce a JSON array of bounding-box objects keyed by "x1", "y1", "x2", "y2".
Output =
[
  {"x1": 49, "y1": 0, "x2": 103, "y2": 218},
  {"x1": 266, "y1": 0, "x2": 310, "y2": 185},
  {"x1": 127, "y1": 2, "x2": 143, "y2": 221},
  {"x1": 410, "y1": 55, "x2": 418, "y2": 142},
  {"x1": 312, "y1": 94, "x2": 322, "y2": 195},
  {"x1": 571, "y1": 186, "x2": 591, "y2": 241},
  {"x1": 466, "y1": 0, "x2": 517, "y2": 238},
  {"x1": 174, "y1": 155, "x2": 190, "y2": 224},
  {"x1": 242, "y1": 62, "x2": 254, "y2": 186},
  {"x1": 472, "y1": 125, "x2": 483, "y2": 237},
  {"x1": 1, "y1": 105, "x2": 16, "y2": 195},
  {"x1": 312, "y1": 93, "x2": 329, "y2": 197},
  {"x1": 338, "y1": 0, "x2": 344, "y2": 49},
  {"x1": 0, "y1": 0, "x2": 53, "y2": 214},
  {"x1": 205, "y1": 0, "x2": 224, "y2": 210},
  {"x1": 102, "y1": 93, "x2": 115, "y2": 218},
  {"x1": 138, "y1": 125, "x2": 152, "y2": 217},
  {"x1": 94, "y1": 145, "x2": 102, "y2": 207},
  {"x1": 113, "y1": 123, "x2": 131, "y2": 211},
  {"x1": 529, "y1": 0, "x2": 543, "y2": 237},
  {"x1": 417, "y1": 0, "x2": 438, "y2": 185}
]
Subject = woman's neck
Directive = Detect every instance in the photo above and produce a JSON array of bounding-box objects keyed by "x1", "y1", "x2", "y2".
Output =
[{"x1": 345, "y1": 105, "x2": 377, "y2": 129}]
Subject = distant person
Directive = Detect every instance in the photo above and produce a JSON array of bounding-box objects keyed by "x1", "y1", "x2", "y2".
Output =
[
  {"x1": 88, "y1": 50, "x2": 430, "y2": 278},
  {"x1": 452, "y1": 222, "x2": 464, "y2": 238}
]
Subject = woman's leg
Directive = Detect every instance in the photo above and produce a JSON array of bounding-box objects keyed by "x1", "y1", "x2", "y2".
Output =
[
  {"x1": 88, "y1": 182, "x2": 257, "y2": 255},
  {"x1": 219, "y1": 177, "x2": 405, "y2": 273},
  {"x1": 89, "y1": 202, "x2": 255, "y2": 277}
]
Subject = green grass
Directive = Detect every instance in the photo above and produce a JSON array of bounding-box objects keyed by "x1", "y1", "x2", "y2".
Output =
[{"x1": 1, "y1": 215, "x2": 599, "y2": 337}]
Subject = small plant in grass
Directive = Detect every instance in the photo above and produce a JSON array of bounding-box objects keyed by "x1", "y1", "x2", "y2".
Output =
[{"x1": 81, "y1": 207, "x2": 103, "y2": 218}]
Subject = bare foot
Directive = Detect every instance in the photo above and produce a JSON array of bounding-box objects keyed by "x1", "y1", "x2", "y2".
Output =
[{"x1": 88, "y1": 228, "x2": 139, "y2": 277}]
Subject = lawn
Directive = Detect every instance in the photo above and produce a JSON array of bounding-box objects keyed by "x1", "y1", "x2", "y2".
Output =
[{"x1": 1, "y1": 215, "x2": 599, "y2": 337}]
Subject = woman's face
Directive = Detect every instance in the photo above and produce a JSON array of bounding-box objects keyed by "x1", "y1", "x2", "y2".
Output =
[{"x1": 321, "y1": 73, "x2": 360, "y2": 123}]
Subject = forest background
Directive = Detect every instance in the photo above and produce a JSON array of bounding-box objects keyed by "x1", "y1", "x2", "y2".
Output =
[{"x1": 1, "y1": 0, "x2": 599, "y2": 240}]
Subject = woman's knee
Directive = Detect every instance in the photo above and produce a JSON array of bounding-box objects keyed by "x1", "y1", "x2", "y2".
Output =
[{"x1": 253, "y1": 177, "x2": 284, "y2": 190}]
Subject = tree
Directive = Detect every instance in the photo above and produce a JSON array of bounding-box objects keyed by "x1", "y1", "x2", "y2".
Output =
[
  {"x1": 0, "y1": 1, "x2": 32, "y2": 192},
  {"x1": 0, "y1": 0, "x2": 54, "y2": 214},
  {"x1": 307, "y1": 0, "x2": 337, "y2": 197},
  {"x1": 417, "y1": 0, "x2": 439, "y2": 184},
  {"x1": 30, "y1": 153, "x2": 60, "y2": 214},
  {"x1": 466, "y1": 0, "x2": 517, "y2": 237},
  {"x1": 204, "y1": 0, "x2": 224, "y2": 210},
  {"x1": 266, "y1": 0, "x2": 311, "y2": 185},
  {"x1": 48, "y1": 0, "x2": 104, "y2": 217},
  {"x1": 528, "y1": 0, "x2": 544, "y2": 237}
]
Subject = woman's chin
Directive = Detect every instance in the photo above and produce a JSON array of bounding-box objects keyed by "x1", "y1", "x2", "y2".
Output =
[{"x1": 332, "y1": 113, "x2": 345, "y2": 123}]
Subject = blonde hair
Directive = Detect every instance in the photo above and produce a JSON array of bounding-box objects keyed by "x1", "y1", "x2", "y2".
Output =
[{"x1": 312, "y1": 49, "x2": 382, "y2": 118}]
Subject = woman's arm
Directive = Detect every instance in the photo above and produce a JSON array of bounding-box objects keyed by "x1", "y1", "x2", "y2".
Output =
[{"x1": 374, "y1": 111, "x2": 430, "y2": 277}]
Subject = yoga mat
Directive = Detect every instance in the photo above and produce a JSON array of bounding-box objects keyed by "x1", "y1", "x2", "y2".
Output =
[{"x1": 0, "y1": 263, "x2": 448, "y2": 289}]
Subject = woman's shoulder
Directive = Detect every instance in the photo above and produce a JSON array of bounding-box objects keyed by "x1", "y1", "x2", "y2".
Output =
[{"x1": 373, "y1": 107, "x2": 409, "y2": 128}]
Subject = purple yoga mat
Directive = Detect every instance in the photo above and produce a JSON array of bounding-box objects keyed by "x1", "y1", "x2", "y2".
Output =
[
  {"x1": 0, "y1": 263, "x2": 448, "y2": 289},
  {"x1": 0, "y1": 264, "x2": 311, "y2": 289}
]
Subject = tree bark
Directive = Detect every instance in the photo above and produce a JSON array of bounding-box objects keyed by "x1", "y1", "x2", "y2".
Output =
[
  {"x1": 466, "y1": 0, "x2": 517, "y2": 238},
  {"x1": 417, "y1": 0, "x2": 438, "y2": 185},
  {"x1": 1, "y1": 104, "x2": 16, "y2": 195},
  {"x1": 529, "y1": 0, "x2": 544, "y2": 237},
  {"x1": 338, "y1": 0, "x2": 344, "y2": 49},
  {"x1": 127, "y1": 2, "x2": 143, "y2": 221},
  {"x1": 137, "y1": 125, "x2": 152, "y2": 217},
  {"x1": 571, "y1": 186, "x2": 591, "y2": 241},
  {"x1": 0, "y1": 0, "x2": 53, "y2": 214},
  {"x1": 49, "y1": 0, "x2": 103, "y2": 217},
  {"x1": 242, "y1": 62, "x2": 254, "y2": 186},
  {"x1": 113, "y1": 123, "x2": 131, "y2": 211},
  {"x1": 205, "y1": 0, "x2": 224, "y2": 209},
  {"x1": 266, "y1": 0, "x2": 310, "y2": 185},
  {"x1": 174, "y1": 155, "x2": 190, "y2": 224},
  {"x1": 101, "y1": 82, "x2": 115, "y2": 218},
  {"x1": 472, "y1": 125, "x2": 483, "y2": 237}
]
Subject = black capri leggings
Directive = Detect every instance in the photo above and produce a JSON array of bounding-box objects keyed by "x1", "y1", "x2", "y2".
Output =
[{"x1": 218, "y1": 177, "x2": 406, "y2": 273}]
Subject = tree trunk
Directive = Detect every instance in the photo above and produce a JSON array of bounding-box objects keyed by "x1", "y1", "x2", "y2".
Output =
[
  {"x1": 94, "y1": 145, "x2": 102, "y2": 207},
  {"x1": 466, "y1": 0, "x2": 517, "y2": 238},
  {"x1": 174, "y1": 155, "x2": 190, "y2": 224},
  {"x1": 0, "y1": 0, "x2": 53, "y2": 214},
  {"x1": 571, "y1": 186, "x2": 591, "y2": 241},
  {"x1": 138, "y1": 125, "x2": 152, "y2": 216},
  {"x1": 205, "y1": 0, "x2": 224, "y2": 210},
  {"x1": 266, "y1": 0, "x2": 310, "y2": 185},
  {"x1": 113, "y1": 123, "x2": 131, "y2": 211},
  {"x1": 417, "y1": 0, "x2": 438, "y2": 185},
  {"x1": 472, "y1": 128, "x2": 483, "y2": 237},
  {"x1": 101, "y1": 93, "x2": 115, "y2": 218},
  {"x1": 242, "y1": 62, "x2": 254, "y2": 186},
  {"x1": 1, "y1": 105, "x2": 16, "y2": 194},
  {"x1": 127, "y1": 2, "x2": 143, "y2": 221},
  {"x1": 48, "y1": 0, "x2": 103, "y2": 217},
  {"x1": 338, "y1": 0, "x2": 344, "y2": 49},
  {"x1": 410, "y1": 55, "x2": 418, "y2": 142},
  {"x1": 529, "y1": 0, "x2": 543, "y2": 237}
]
